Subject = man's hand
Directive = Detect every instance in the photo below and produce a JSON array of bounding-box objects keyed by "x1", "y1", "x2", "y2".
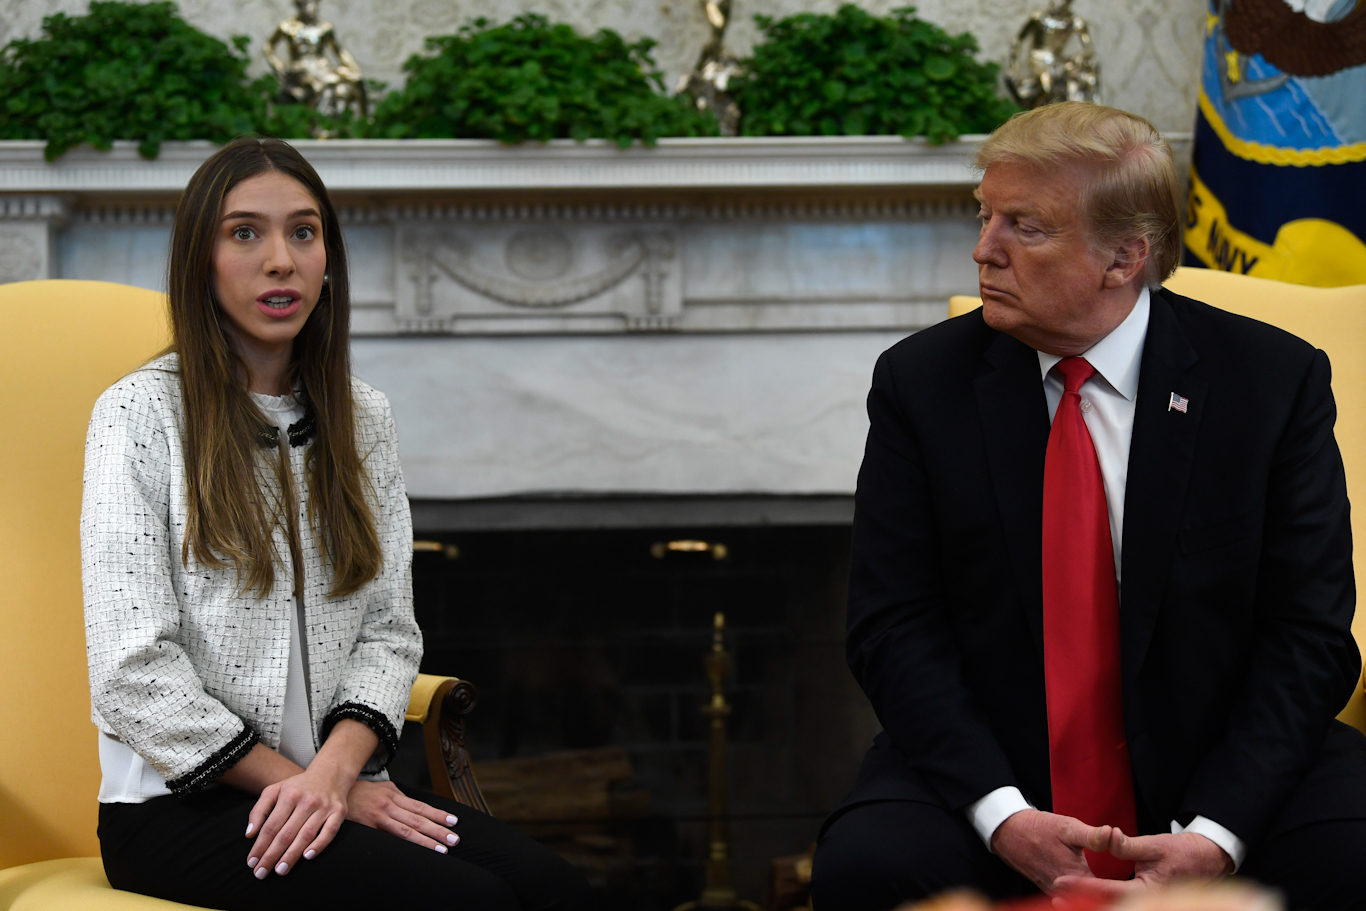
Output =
[
  {"x1": 346, "y1": 780, "x2": 460, "y2": 854},
  {"x1": 1054, "y1": 830, "x2": 1233, "y2": 901},
  {"x1": 991, "y1": 809, "x2": 1113, "y2": 893}
]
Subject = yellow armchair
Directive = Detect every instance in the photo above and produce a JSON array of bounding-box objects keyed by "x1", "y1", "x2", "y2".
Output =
[
  {"x1": 950, "y1": 267, "x2": 1366, "y2": 733},
  {"x1": 0, "y1": 280, "x2": 485, "y2": 908}
]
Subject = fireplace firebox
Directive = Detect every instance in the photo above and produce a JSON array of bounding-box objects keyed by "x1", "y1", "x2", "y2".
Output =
[{"x1": 387, "y1": 509, "x2": 876, "y2": 910}]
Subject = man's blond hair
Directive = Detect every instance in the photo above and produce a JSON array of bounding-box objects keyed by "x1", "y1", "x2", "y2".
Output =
[{"x1": 975, "y1": 102, "x2": 1182, "y2": 289}]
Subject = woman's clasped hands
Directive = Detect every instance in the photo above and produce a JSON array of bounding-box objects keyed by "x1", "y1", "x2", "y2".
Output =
[{"x1": 244, "y1": 761, "x2": 461, "y2": 879}]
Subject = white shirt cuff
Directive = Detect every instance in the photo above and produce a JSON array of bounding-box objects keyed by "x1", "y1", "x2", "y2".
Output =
[
  {"x1": 1171, "y1": 815, "x2": 1247, "y2": 872},
  {"x1": 966, "y1": 786, "x2": 1034, "y2": 851}
]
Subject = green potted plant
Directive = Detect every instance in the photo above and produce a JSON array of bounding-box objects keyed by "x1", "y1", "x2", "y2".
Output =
[
  {"x1": 370, "y1": 14, "x2": 718, "y2": 147},
  {"x1": 730, "y1": 5, "x2": 1017, "y2": 143},
  {"x1": 0, "y1": 1, "x2": 272, "y2": 160}
]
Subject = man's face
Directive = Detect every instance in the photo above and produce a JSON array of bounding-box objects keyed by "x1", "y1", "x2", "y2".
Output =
[{"x1": 973, "y1": 159, "x2": 1125, "y2": 355}]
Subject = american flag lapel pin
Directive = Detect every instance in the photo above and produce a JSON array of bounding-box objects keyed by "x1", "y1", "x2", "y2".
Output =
[{"x1": 1168, "y1": 392, "x2": 1190, "y2": 413}]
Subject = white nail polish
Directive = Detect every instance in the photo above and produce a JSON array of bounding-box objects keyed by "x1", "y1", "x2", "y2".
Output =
[
  {"x1": 248, "y1": 857, "x2": 258, "y2": 869},
  {"x1": 446, "y1": 833, "x2": 457, "y2": 845},
  {"x1": 255, "y1": 866, "x2": 268, "y2": 880},
  {"x1": 446, "y1": 815, "x2": 458, "y2": 825},
  {"x1": 435, "y1": 844, "x2": 448, "y2": 854},
  {"x1": 304, "y1": 849, "x2": 316, "y2": 860},
  {"x1": 275, "y1": 862, "x2": 288, "y2": 875},
  {"x1": 245, "y1": 823, "x2": 255, "y2": 836}
]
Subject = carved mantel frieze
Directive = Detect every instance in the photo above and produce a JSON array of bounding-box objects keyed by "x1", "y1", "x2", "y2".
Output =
[
  {"x1": 338, "y1": 193, "x2": 983, "y2": 336},
  {"x1": 396, "y1": 222, "x2": 681, "y2": 334}
]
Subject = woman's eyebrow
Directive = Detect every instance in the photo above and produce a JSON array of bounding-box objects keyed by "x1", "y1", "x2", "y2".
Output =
[{"x1": 220, "y1": 208, "x2": 321, "y2": 221}]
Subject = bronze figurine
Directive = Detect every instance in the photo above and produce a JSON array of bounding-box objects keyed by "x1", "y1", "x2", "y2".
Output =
[
  {"x1": 678, "y1": 0, "x2": 745, "y2": 136},
  {"x1": 1004, "y1": 0, "x2": 1101, "y2": 109},
  {"x1": 265, "y1": 0, "x2": 367, "y2": 123}
]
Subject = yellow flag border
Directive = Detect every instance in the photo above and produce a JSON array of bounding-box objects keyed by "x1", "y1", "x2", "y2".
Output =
[{"x1": 1199, "y1": 91, "x2": 1366, "y2": 168}]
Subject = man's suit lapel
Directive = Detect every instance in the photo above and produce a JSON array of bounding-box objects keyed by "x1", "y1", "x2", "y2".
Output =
[
  {"x1": 975, "y1": 330, "x2": 1051, "y2": 654},
  {"x1": 1120, "y1": 289, "x2": 1207, "y2": 681}
]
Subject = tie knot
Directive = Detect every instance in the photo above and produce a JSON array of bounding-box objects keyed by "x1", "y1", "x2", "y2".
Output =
[{"x1": 1054, "y1": 356, "x2": 1096, "y2": 394}]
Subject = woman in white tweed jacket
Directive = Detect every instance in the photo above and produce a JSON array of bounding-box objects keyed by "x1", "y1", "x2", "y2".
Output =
[{"x1": 82, "y1": 137, "x2": 592, "y2": 911}]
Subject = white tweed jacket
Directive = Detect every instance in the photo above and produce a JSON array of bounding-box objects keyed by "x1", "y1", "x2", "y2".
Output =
[{"x1": 81, "y1": 354, "x2": 422, "y2": 795}]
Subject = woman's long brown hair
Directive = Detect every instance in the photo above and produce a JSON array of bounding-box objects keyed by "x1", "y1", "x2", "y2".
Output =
[{"x1": 170, "y1": 137, "x2": 381, "y2": 598}]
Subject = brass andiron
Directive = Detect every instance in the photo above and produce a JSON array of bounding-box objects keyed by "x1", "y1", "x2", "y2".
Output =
[{"x1": 673, "y1": 613, "x2": 762, "y2": 911}]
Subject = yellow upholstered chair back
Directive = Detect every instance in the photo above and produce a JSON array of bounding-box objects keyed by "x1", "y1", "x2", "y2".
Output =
[
  {"x1": 950, "y1": 267, "x2": 1366, "y2": 732},
  {"x1": 0, "y1": 281, "x2": 171, "y2": 869}
]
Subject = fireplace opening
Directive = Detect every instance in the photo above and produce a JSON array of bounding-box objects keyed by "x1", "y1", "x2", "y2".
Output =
[{"x1": 387, "y1": 516, "x2": 876, "y2": 910}]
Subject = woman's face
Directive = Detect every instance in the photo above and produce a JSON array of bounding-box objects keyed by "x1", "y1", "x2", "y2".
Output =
[{"x1": 211, "y1": 170, "x2": 327, "y2": 365}]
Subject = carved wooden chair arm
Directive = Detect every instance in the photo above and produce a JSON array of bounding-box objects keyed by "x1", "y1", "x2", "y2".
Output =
[{"x1": 405, "y1": 673, "x2": 491, "y2": 815}]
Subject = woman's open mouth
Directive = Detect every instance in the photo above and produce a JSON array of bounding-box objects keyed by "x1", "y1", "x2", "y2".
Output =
[{"x1": 256, "y1": 290, "x2": 303, "y2": 319}]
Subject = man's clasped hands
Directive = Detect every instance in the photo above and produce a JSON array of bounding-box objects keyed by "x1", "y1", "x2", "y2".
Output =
[{"x1": 992, "y1": 810, "x2": 1235, "y2": 900}]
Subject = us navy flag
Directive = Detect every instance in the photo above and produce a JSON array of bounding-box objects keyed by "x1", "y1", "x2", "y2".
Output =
[{"x1": 1184, "y1": 0, "x2": 1366, "y2": 287}]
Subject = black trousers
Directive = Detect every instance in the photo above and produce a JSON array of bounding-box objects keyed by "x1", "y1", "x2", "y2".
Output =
[
  {"x1": 98, "y1": 784, "x2": 595, "y2": 911},
  {"x1": 810, "y1": 799, "x2": 1366, "y2": 911}
]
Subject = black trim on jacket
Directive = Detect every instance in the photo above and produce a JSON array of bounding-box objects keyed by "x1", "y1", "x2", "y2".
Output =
[
  {"x1": 321, "y1": 702, "x2": 400, "y2": 767},
  {"x1": 166, "y1": 723, "x2": 260, "y2": 797},
  {"x1": 255, "y1": 409, "x2": 318, "y2": 449}
]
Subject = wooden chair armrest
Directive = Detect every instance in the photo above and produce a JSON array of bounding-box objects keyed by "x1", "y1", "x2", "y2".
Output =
[{"x1": 406, "y1": 673, "x2": 491, "y2": 814}]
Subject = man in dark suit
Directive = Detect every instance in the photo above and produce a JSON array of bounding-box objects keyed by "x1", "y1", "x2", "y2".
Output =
[{"x1": 810, "y1": 102, "x2": 1366, "y2": 911}]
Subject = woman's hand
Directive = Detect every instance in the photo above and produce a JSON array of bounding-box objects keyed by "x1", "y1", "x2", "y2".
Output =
[
  {"x1": 346, "y1": 779, "x2": 461, "y2": 854},
  {"x1": 244, "y1": 757, "x2": 354, "y2": 879}
]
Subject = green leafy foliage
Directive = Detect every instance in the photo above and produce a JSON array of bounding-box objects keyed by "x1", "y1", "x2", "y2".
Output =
[
  {"x1": 370, "y1": 14, "x2": 718, "y2": 147},
  {"x1": 0, "y1": 1, "x2": 1010, "y2": 157},
  {"x1": 0, "y1": 1, "x2": 279, "y2": 160},
  {"x1": 731, "y1": 5, "x2": 1017, "y2": 143}
]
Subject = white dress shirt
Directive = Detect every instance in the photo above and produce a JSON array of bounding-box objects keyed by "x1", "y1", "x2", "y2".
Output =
[{"x1": 964, "y1": 289, "x2": 1247, "y2": 870}]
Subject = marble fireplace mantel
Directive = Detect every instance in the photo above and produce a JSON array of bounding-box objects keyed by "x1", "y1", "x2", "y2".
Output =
[
  {"x1": 0, "y1": 135, "x2": 989, "y2": 193},
  {"x1": 0, "y1": 135, "x2": 1191, "y2": 507}
]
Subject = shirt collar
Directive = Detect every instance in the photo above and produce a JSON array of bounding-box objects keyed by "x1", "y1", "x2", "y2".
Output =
[{"x1": 1036, "y1": 287, "x2": 1150, "y2": 402}]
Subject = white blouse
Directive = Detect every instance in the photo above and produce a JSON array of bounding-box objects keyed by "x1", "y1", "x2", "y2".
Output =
[{"x1": 252, "y1": 392, "x2": 319, "y2": 774}]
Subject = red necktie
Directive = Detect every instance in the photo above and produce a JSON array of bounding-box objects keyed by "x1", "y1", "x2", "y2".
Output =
[{"x1": 1042, "y1": 357, "x2": 1137, "y2": 880}]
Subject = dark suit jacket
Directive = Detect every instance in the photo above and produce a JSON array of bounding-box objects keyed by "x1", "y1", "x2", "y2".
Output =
[{"x1": 839, "y1": 286, "x2": 1364, "y2": 848}]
